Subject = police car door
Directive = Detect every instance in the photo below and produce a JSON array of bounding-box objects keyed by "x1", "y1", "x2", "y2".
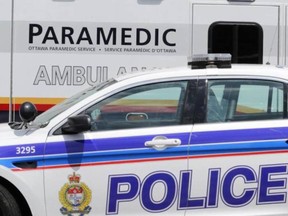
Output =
[
  {"x1": 187, "y1": 77, "x2": 288, "y2": 215},
  {"x1": 44, "y1": 80, "x2": 196, "y2": 216}
]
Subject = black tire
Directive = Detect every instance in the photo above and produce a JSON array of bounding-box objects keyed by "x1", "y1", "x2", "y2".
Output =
[{"x1": 0, "y1": 184, "x2": 21, "y2": 216}]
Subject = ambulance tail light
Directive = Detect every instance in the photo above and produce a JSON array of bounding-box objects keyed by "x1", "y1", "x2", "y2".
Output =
[{"x1": 189, "y1": 53, "x2": 231, "y2": 69}]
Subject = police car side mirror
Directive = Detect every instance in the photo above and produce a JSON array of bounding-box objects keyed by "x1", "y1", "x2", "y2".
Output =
[{"x1": 62, "y1": 115, "x2": 92, "y2": 134}]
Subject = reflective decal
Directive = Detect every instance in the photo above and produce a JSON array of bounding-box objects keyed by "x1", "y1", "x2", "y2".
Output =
[
  {"x1": 106, "y1": 164, "x2": 288, "y2": 214},
  {"x1": 59, "y1": 172, "x2": 92, "y2": 216}
]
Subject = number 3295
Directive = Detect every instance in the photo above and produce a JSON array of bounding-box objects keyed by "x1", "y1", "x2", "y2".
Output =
[{"x1": 16, "y1": 146, "x2": 36, "y2": 155}]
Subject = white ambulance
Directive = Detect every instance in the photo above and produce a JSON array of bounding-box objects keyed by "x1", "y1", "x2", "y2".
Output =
[
  {"x1": 0, "y1": 0, "x2": 287, "y2": 122},
  {"x1": 1, "y1": 54, "x2": 288, "y2": 215}
]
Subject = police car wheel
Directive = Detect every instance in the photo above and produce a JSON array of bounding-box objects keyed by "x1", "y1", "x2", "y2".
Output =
[{"x1": 0, "y1": 184, "x2": 21, "y2": 216}]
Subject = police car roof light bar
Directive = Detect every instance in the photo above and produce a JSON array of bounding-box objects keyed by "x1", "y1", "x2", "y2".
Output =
[{"x1": 189, "y1": 53, "x2": 232, "y2": 69}]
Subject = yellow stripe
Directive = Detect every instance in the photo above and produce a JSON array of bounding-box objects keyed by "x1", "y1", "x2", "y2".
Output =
[{"x1": 0, "y1": 97, "x2": 66, "y2": 105}]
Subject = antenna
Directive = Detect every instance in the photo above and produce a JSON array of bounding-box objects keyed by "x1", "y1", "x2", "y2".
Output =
[{"x1": 266, "y1": 25, "x2": 278, "y2": 65}]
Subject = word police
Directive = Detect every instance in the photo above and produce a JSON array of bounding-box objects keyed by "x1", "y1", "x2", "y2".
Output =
[
  {"x1": 29, "y1": 24, "x2": 176, "y2": 47},
  {"x1": 107, "y1": 164, "x2": 288, "y2": 214}
]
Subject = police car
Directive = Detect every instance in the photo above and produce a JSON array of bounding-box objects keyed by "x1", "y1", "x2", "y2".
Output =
[{"x1": 1, "y1": 54, "x2": 288, "y2": 216}]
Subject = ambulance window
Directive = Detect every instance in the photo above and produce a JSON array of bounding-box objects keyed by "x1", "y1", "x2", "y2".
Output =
[
  {"x1": 207, "y1": 80, "x2": 284, "y2": 122},
  {"x1": 85, "y1": 81, "x2": 188, "y2": 131},
  {"x1": 208, "y1": 22, "x2": 263, "y2": 64}
]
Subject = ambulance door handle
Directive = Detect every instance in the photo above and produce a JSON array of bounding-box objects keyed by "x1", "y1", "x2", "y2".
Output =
[{"x1": 145, "y1": 136, "x2": 181, "y2": 151}]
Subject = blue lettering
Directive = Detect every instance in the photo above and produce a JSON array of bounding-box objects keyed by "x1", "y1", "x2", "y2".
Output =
[
  {"x1": 179, "y1": 170, "x2": 205, "y2": 209},
  {"x1": 222, "y1": 166, "x2": 256, "y2": 207},
  {"x1": 141, "y1": 171, "x2": 177, "y2": 212},
  {"x1": 207, "y1": 168, "x2": 221, "y2": 208},
  {"x1": 106, "y1": 164, "x2": 288, "y2": 214},
  {"x1": 258, "y1": 164, "x2": 287, "y2": 204},
  {"x1": 107, "y1": 174, "x2": 140, "y2": 214}
]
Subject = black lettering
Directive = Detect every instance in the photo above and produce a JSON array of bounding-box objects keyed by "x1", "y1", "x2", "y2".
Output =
[
  {"x1": 42, "y1": 27, "x2": 59, "y2": 44},
  {"x1": 121, "y1": 28, "x2": 132, "y2": 45},
  {"x1": 29, "y1": 24, "x2": 43, "y2": 44},
  {"x1": 76, "y1": 27, "x2": 93, "y2": 44},
  {"x1": 62, "y1": 27, "x2": 74, "y2": 44},
  {"x1": 136, "y1": 28, "x2": 151, "y2": 46},
  {"x1": 155, "y1": 29, "x2": 159, "y2": 46},
  {"x1": 97, "y1": 28, "x2": 116, "y2": 45},
  {"x1": 163, "y1": 29, "x2": 176, "y2": 46}
]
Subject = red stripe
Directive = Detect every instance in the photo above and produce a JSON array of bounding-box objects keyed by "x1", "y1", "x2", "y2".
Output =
[
  {"x1": 30, "y1": 104, "x2": 55, "y2": 112},
  {"x1": 12, "y1": 156, "x2": 187, "y2": 172},
  {"x1": 0, "y1": 104, "x2": 9, "y2": 111},
  {"x1": 189, "y1": 149, "x2": 288, "y2": 159},
  {"x1": 12, "y1": 149, "x2": 288, "y2": 172}
]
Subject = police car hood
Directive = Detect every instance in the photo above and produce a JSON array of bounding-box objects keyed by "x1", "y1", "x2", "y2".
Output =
[
  {"x1": 0, "y1": 123, "x2": 29, "y2": 142},
  {"x1": 0, "y1": 123, "x2": 13, "y2": 132}
]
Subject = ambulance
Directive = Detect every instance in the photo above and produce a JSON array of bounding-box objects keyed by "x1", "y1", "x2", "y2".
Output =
[
  {"x1": 1, "y1": 54, "x2": 288, "y2": 215},
  {"x1": 1, "y1": 0, "x2": 288, "y2": 122}
]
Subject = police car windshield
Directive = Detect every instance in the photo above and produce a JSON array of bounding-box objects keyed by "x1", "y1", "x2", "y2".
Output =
[{"x1": 33, "y1": 79, "x2": 117, "y2": 126}]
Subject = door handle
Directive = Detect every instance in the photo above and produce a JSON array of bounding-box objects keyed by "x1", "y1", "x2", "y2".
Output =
[{"x1": 145, "y1": 136, "x2": 181, "y2": 150}]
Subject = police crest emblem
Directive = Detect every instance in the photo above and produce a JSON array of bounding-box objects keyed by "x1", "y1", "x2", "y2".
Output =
[{"x1": 59, "y1": 172, "x2": 92, "y2": 216}]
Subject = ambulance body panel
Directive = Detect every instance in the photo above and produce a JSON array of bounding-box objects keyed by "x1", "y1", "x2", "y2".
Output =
[
  {"x1": 2, "y1": 0, "x2": 288, "y2": 123},
  {"x1": 0, "y1": 0, "x2": 12, "y2": 120}
]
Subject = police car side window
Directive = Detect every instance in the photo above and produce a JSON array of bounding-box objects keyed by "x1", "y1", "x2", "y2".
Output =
[
  {"x1": 207, "y1": 79, "x2": 284, "y2": 122},
  {"x1": 85, "y1": 81, "x2": 188, "y2": 131}
]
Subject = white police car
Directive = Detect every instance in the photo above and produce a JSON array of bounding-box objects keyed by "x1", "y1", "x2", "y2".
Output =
[{"x1": 1, "y1": 54, "x2": 288, "y2": 216}]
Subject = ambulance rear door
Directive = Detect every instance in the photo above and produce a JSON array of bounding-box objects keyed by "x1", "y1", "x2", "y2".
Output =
[{"x1": 192, "y1": 4, "x2": 279, "y2": 65}]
